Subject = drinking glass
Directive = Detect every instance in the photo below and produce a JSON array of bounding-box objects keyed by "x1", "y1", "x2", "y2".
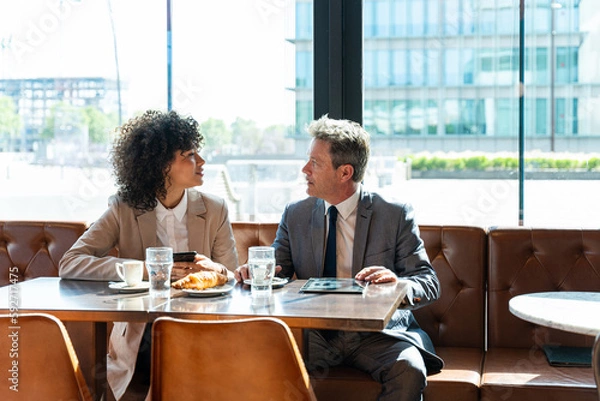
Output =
[
  {"x1": 248, "y1": 246, "x2": 276, "y2": 298},
  {"x1": 145, "y1": 247, "x2": 173, "y2": 299}
]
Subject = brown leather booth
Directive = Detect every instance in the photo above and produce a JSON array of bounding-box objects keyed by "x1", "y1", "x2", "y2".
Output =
[
  {"x1": 416, "y1": 226, "x2": 487, "y2": 401},
  {"x1": 231, "y1": 222, "x2": 487, "y2": 401},
  {"x1": 0, "y1": 220, "x2": 96, "y2": 396},
  {"x1": 3, "y1": 220, "x2": 599, "y2": 401},
  {"x1": 481, "y1": 227, "x2": 600, "y2": 401},
  {"x1": 0, "y1": 221, "x2": 87, "y2": 285}
]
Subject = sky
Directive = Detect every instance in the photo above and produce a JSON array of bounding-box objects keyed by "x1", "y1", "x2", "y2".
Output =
[{"x1": 0, "y1": 0, "x2": 296, "y2": 127}]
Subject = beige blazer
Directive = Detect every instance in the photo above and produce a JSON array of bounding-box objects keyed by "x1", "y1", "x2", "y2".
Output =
[{"x1": 59, "y1": 189, "x2": 238, "y2": 399}]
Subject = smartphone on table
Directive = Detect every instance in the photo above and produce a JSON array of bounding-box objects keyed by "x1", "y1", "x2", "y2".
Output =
[{"x1": 173, "y1": 251, "x2": 197, "y2": 262}]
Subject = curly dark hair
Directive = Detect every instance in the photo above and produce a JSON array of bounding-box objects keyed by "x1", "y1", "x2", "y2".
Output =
[{"x1": 110, "y1": 110, "x2": 204, "y2": 211}]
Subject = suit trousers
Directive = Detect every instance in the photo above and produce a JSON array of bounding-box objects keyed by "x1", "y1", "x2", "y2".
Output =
[{"x1": 306, "y1": 329, "x2": 427, "y2": 401}]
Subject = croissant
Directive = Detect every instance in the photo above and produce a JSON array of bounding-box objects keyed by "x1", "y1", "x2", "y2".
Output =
[{"x1": 172, "y1": 271, "x2": 228, "y2": 290}]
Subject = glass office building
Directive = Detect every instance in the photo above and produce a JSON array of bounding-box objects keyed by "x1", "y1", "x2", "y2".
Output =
[
  {"x1": 294, "y1": 0, "x2": 600, "y2": 154},
  {"x1": 0, "y1": 77, "x2": 120, "y2": 152}
]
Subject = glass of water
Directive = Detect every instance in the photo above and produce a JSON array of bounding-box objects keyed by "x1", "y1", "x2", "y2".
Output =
[
  {"x1": 145, "y1": 247, "x2": 173, "y2": 299},
  {"x1": 248, "y1": 246, "x2": 276, "y2": 298}
]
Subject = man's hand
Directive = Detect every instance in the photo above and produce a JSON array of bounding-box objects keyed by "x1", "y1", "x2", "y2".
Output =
[
  {"x1": 234, "y1": 264, "x2": 282, "y2": 283},
  {"x1": 355, "y1": 266, "x2": 398, "y2": 284}
]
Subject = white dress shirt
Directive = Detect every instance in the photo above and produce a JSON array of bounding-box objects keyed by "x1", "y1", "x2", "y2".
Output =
[
  {"x1": 155, "y1": 191, "x2": 189, "y2": 253},
  {"x1": 324, "y1": 188, "x2": 360, "y2": 278}
]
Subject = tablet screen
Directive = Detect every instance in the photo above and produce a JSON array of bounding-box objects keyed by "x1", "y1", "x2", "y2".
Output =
[{"x1": 300, "y1": 278, "x2": 365, "y2": 294}]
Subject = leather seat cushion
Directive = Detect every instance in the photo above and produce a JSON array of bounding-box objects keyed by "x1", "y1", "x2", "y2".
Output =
[
  {"x1": 481, "y1": 348, "x2": 597, "y2": 401},
  {"x1": 425, "y1": 347, "x2": 483, "y2": 401}
]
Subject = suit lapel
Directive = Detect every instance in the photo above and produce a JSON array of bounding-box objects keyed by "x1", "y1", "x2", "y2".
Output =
[
  {"x1": 312, "y1": 200, "x2": 326, "y2": 277},
  {"x1": 186, "y1": 189, "x2": 207, "y2": 252},
  {"x1": 352, "y1": 190, "x2": 373, "y2": 276},
  {"x1": 136, "y1": 209, "x2": 157, "y2": 252}
]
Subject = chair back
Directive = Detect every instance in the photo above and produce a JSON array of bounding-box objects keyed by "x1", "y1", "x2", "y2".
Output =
[
  {"x1": 151, "y1": 317, "x2": 317, "y2": 401},
  {"x1": 0, "y1": 313, "x2": 92, "y2": 401}
]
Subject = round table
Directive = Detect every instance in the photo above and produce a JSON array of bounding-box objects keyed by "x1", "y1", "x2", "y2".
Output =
[
  {"x1": 509, "y1": 291, "x2": 600, "y2": 336},
  {"x1": 509, "y1": 291, "x2": 600, "y2": 398}
]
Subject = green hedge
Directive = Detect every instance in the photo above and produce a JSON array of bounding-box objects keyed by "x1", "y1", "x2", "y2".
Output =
[{"x1": 408, "y1": 155, "x2": 600, "y2": 171}]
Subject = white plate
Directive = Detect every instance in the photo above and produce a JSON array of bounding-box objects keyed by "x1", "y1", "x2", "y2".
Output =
[
  {"x1": 108, "y1": 281, "x2": 150, "y2": 294},
  {"x1": 182, "y1": 283, "x2": 234, "y2": 298},
  {"x1": 243, "y1": 277, "x2": 289, "y2": 289}
]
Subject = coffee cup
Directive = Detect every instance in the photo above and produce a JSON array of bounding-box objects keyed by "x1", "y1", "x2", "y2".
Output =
[{"x1": 115, "y1": 260, "x2": 144, "y2": 287}]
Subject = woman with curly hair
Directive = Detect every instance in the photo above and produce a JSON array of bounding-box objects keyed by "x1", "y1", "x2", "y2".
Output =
[{"x1": 59, "y1": 110, "x2": 238, "y2": 400}]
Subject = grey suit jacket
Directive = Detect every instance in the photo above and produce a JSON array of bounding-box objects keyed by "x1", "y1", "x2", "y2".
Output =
[
  {"x1": 273, "y1": 188, "x2": 444, "y2": 374},
  {"x1": 59, "y1": 188, "x2": 238, "y2": 399}
]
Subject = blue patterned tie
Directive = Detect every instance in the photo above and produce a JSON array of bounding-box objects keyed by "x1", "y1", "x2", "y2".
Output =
[{"x1": 323, "y1": 206, "x2": 338, "y2": 277}]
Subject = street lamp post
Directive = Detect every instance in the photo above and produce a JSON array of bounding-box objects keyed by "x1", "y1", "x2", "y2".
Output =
[{"x1": 550, "y1": 2, "x2": 562, "y2": 152}]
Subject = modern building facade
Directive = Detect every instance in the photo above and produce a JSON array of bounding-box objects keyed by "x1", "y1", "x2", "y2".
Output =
[
  {"x1": 0, "y1": 77, "x2": 120, "y2": 152},
  {"x1": 293, "y1": 0, "x2": 600, "y2": 154}
]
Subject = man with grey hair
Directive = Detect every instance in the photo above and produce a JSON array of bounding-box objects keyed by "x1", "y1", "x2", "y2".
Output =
[{"x1": 236, "y1": 115, "x2": 443, "y2": 401}]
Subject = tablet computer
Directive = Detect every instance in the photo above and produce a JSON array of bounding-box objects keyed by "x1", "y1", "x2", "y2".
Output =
[
  {"x1": 543, "y1": 345, "x2": 592, "y2": 367},
  {"x1": 300, "y1": 278, "x2": 365, "y2": 294}
]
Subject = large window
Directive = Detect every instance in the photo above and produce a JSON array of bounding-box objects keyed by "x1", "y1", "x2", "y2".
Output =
[
  {"x1": 0, "y1": 0, "x2": 300, "y2": 223},
  {"x1": 360, "y1": 0, "x2": 600, "y2": 228},
  {"x1": 1, "y1": 0, "x2": 599, "y2": 229}
]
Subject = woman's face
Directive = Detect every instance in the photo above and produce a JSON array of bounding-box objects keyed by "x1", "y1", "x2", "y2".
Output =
[{"x1": 165, "y1": 149, "x2": 205, "y2": 192}]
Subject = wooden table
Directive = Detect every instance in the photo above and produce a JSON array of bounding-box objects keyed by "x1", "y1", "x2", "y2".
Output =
[
  {"x1": 0, "y1": 278, "x2": 155, "y2": 400},
  {"x1": 155, "y1": 279, "x2": 408, "y2": 331},
  {"x1": 0, "y1": 277, "x2": 408, "y2": 400}
]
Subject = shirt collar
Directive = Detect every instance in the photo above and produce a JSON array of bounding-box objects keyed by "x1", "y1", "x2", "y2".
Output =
[
  {"x1": 324, "y1": 186, "x2": 360, "y2": 220},
  {"x1": 155, "y1": 190, "x2": 188, "y2": 222}
]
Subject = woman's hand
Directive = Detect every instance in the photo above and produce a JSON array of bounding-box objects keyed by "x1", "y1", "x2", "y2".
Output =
[
  {"x1": 193, "y1": 254, "x2": 227, "y2": 274},
  {"x1": 170, "y1": 262, "x2": 199, "y2": 281},
  {"x1": 170, "y1": 254, "x2": 228, "y2": 281}
]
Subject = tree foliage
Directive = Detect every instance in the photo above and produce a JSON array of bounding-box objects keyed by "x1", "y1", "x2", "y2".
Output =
[
  {"x1": 231, "y1": 117, "x2": 261, "y2": 154},
  {"x1": 42, "y1": 103, "x2": 118, "y2": 144},
  {"x1": 82, "y1": 106, "x2": 119, "y2": 144},
  {"x1": 0, "y1": 96, "x2": 22, "y2": 151},
  {"x1": 200, "y1": 118, "x2": 231, "y2": 153},
  {"x1": 42, "y1": 102, "x2": 84, "y2": 140}
]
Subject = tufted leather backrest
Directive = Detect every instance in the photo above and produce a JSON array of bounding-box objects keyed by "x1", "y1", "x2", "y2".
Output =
[
  {"x1": 488, "y1": 227, "x2": 600, "y2": 349},
  {"x1": 231, "y1": 222, "x2": 487, "y2": 349},
  {"x1": 0, "y1": 221, "x2": 87, "y2": 287},
  {"x1": 232, "y1": 222, "x2": 279, "y2": 264},
  {"x1": 414, "y1": 226, "x2": 487, "y2": 349}
]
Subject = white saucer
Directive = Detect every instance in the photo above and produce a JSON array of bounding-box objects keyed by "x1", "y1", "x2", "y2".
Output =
[
  {"x1": 108, "y1": 281, "x2": 150, "y2": 294},
  {"x1": 182, "y1": 283, "x2": 234, "y2": 298},
  {"x1": 243, "y1": 277, "x2": 288, "y2": 289}
]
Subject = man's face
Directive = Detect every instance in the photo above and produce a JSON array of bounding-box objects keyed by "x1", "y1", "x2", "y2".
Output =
[{"x1": 301, "y1": 139, "x2": 340, "y2": 202}]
